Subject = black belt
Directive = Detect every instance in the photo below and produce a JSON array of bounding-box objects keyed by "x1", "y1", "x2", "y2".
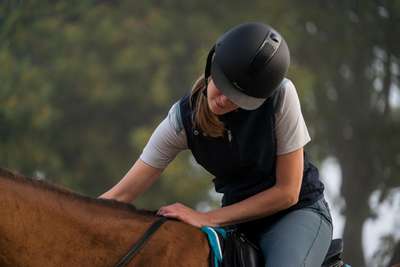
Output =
[{"x1": 114, "y1": 217, "x2": 168, "y2": 267}]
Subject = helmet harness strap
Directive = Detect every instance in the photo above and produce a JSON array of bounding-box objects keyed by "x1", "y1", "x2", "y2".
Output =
[{"x1": 204, "y1": 45, "x2": 216, "y2": 89}]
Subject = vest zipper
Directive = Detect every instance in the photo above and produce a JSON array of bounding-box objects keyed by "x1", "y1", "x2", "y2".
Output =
[{"x1": 227, "y1": 129, "x2": 232, "y2": 142}]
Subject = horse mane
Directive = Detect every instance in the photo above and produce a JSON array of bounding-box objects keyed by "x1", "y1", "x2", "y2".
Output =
[{"x1": 0, "y1": 167, "x2": 157, "y2": 218}]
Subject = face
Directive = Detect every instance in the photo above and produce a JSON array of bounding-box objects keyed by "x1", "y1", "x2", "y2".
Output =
[{"x1": 207, "y1": 79, "x2": 239, "y2": 115}]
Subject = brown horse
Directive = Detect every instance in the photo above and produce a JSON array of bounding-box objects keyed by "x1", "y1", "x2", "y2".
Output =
[{"x1": 0, "y1": 167, "x2": 210, "y2": 267}]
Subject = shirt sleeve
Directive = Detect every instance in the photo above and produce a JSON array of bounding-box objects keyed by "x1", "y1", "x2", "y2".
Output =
[
  {"x1": 274, "y1": 79, "x2": 311, "y2": 155},
  {"x1": 139, "y1": 102, "x2": 188, "y2": 169}
]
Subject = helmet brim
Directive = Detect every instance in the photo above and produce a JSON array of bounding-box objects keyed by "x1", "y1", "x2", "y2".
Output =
[{"x1": 211, "y1": 61, "x2": 266, "y2": 110}]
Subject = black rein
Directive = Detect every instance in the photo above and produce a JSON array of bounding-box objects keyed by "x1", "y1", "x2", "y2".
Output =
[{"x1": 114, "y1": 216, "x2": 168, "y2": 267}]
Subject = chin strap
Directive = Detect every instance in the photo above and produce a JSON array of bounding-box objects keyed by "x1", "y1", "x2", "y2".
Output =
[{"x1": 204, "y1": 45, "x2": 216, "y2": 88}]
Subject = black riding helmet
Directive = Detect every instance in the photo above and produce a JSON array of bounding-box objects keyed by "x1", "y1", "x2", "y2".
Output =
[{"x1": 204, "y1": 22, "x2": 290, "y2": 110}]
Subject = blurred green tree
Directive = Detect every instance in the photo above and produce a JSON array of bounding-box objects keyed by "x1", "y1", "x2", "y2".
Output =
[{"x1": 0, "y1": 0, "x2": 230, "y2": 209}]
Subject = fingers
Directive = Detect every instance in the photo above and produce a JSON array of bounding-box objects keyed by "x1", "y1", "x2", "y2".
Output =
[
  {"x1": 161, "y1": 212, "x2": 179, "y2": 219},
  {"x1": 157, "y1": 203, "x2": 185, "y2": 214},
  {"x1": 157, "y1": 209, "x2": 184, "y2": 222},
  {"x1": 156, "y1": 203, "x2": 195, "y2": 226},
  {"x1": 157, "y1": 203, "x2": 188, "y2": 222}
]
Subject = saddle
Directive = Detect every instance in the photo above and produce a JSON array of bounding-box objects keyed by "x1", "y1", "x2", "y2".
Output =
[
  {"x1": 201, "y1": 227, "x2": 262, "y2": 267},
  {"x1": 322, "y1": 239, "x2": 345, "y2": 267}
]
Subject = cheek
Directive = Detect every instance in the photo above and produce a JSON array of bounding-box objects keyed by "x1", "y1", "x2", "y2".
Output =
[
  {"x1": 206, "y1": 87, "x2": 218, "y2": 104},
  {"x1": 208, "y1": 79, "x2": 223, "y2": 97},
  {"x1": 206, "y1": 93, "x2": 215, "y2": 111},
  {"x1": 207, "y1": 84, "x2": 215, "y2": 97}
]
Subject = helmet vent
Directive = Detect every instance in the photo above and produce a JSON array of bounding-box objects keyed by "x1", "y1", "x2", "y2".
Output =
[
  {"x1": 250, "y1": 31, "x2": 282, "y2": 74},
  {"x1": 270, "y1": 33, "x2": 280, "y2": 43}
]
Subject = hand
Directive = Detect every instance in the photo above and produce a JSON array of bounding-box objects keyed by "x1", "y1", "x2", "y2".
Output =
[{"x1": 157, "y1": 203, "x2": 217, "y2": 228}]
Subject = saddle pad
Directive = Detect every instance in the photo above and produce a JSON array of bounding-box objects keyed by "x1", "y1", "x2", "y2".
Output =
[{"x1": 201, "y1": 227, "x2": 227, "y2": 267}]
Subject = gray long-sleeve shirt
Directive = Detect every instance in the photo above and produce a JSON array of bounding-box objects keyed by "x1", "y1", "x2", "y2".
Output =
[{"x1": 140, "y1": 79, "x2": 311, "y2": 169}]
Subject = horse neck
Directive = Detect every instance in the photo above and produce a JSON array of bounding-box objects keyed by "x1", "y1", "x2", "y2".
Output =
[
  {"x1": 0, "y1": 172, "x2": 210, "y2": 267},
  {"x1": 0, "y1": 174, "x2": 155, "y2": 266}
]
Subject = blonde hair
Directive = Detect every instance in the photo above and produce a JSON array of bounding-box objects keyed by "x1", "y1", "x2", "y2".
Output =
[{"x1": 190, "y1": 76, "x2": 225, "y2": 138}]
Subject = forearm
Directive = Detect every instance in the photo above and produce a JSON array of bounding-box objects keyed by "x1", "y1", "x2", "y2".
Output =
[
  {"x1": 100, "y1": 178, "x2": 146, "y2": 203},
  {"x1": 100, "y1": 159, "x2": 162, "y2": 203},
  {"x1": 206, "y1": 185, "x2": 298, "y2": 226},
  {"x1": 206, "y1": 149, "x2": 304, "y2": 227}
]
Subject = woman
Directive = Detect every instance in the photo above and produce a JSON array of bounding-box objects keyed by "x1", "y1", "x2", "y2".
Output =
[{"x1": 101, "y1": 22, "x2": 333, "y2": 266}]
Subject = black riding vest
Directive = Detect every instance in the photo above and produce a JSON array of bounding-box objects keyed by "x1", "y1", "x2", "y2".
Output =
[{"x1": 179, "y1": 91, "x2": 324, "y2": 209}]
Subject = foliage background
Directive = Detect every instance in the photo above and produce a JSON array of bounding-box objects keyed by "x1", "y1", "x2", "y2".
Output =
[{"x1": 1, "y1": 1, "x2": 399, "y2": 266}]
